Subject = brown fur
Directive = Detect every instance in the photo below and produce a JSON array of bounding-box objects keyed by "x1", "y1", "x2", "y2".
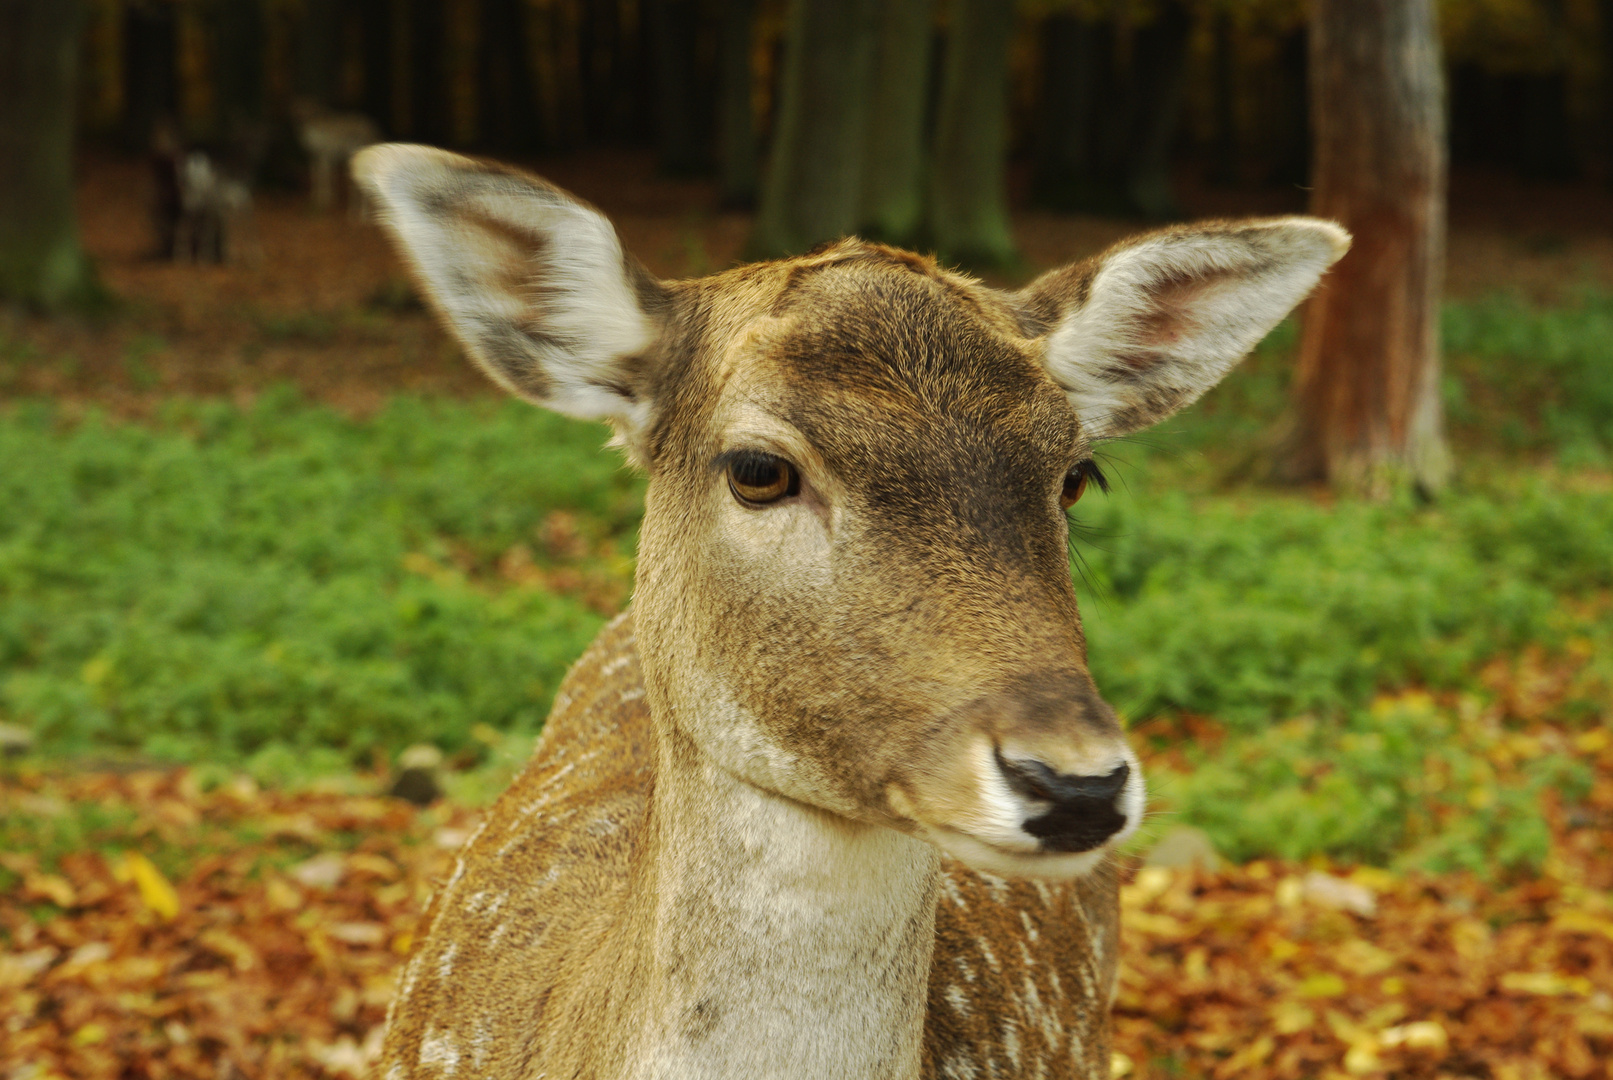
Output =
[
  {"x1": 382, "y1": 613, "x2": 1118, "y2": 1080},
  {"x1": 354, "y1": 146, "x2": 1345, "y2": 1080}
]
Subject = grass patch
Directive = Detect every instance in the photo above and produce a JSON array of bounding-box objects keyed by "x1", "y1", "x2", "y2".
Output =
[
  {"x1": 2, "y1": 290, "x2": 1611, "y2": 873},
  {"x1": 0, "y1": 389, "x2": 641, "y2": 767}
]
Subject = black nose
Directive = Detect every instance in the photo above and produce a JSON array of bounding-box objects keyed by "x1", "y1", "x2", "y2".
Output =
[{"x1": 995, "y1": 750, "x2": 1129, "y2": 853}]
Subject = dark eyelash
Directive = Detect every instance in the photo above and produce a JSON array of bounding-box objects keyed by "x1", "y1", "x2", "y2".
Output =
[{"x1": 1079, "y1": 459, "x2": 1111, "y2": 495}]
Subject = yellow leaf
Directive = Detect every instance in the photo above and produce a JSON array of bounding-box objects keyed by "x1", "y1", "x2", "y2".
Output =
[
  {"x1": 1500, "y1": 971, "x2": 1593, "y2": 996},
  {"x1": 391, "y1": 931, "x2": 415, "y2": 955},
  {"x1": 1125, "y1": 911, "x2": 1191, "y2": 939},
  {"x1": 1551, "y1": 910, "x2": 1613, "y2": 942},
  {"x1": 1336, "y1": 938, "x2": 1397, "y2": 977},
  {"x1": 73, "y1": 1022, "x2": 108, "y2": 1046},
  {"x1": 1379, "y1": 1021, "x2": 1449, "y2": 1054},
  {"x1": 1574, "y1": 729, "x2": 1609, "y2": 754},
  {"x1": 198, "y1": 929, "x2": 258, "y2": 972},
  {"x1": 1269, "y1": 936, "x2": 1301, "y2": 962},
  {"x1": 1270, "y1": 1000, "x2": 1315, "y2": 1035},
  {"x1": 120, "y1": 852, "x2": 180, "y2": 921},
  {"x1": 1299, "y1": 972, "x2": 1348, "y2": 998},
  {"x1": 1110, "y1": 1052, "x2": 1133, "y2": 1079},
  {"x1": 23, "y1": 872, "x2": 77, "y2": 908},
  {"x1": 1343, "y1": 1040, "x2": 1381, "y2": 1075}
]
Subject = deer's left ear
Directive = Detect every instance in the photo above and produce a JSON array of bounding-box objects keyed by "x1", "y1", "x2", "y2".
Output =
[{"x1": 1019, "y1": 218, "x2": 1350, "y2": 438}]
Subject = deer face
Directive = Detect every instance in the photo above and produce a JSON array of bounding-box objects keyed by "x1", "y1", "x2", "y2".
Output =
[{"x1": 356, "y1": 146, "x2": 1348, "y2": 879}]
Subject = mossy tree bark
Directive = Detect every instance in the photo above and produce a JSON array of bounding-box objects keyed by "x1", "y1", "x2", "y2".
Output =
[
  {"x1": 929, "y1": 0, "x2": 1016, "y2": 267},
  {"x1": 747, "y1": 0, "x2": 880, "y2": 259},
  {"x1": 1275, "y1": 0, "x2": 1450, "y2": 496},
  {"x1": 857, "y1": 0, "x2": 935, "y2": 245},
  {"x1": 0, "y1": 0, "x2": 102, "y2": 310}
]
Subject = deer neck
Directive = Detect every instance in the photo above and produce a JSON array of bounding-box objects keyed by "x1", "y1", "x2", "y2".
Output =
[{"x1": 620, "y1": 724, "x2": 941, "y2": 1080}]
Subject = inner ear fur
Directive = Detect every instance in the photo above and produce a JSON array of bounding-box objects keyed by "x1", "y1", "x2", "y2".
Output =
[
  {"x1": 1019, "y1": 217, "x2": 1350, "y2": 438},
  {"x1": 353, "y1": 144, "x2": 670, "y2": 426}
]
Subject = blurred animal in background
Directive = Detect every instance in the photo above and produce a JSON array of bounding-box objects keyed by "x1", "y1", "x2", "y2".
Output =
[
  {"x1": 148, "y1": 118, "x2": 261, "y2": 265},
  {"x1": 292, "y1": 99, "x2": 381, "y2": 215}
]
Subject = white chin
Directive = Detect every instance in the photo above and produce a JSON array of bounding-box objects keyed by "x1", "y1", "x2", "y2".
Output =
[{"x1": 925, "y1": 827, "x2": 1111, "y2": 881}]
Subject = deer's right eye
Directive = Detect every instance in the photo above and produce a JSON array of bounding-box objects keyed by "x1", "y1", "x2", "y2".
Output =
[{"x1": 726, "y1": 451, "x2": 800, "y2": 506}]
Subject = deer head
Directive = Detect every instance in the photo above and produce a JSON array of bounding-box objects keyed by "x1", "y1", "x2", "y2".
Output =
[{"x1": 356, "y1": 145, "x2": 1347, "y2": 879}]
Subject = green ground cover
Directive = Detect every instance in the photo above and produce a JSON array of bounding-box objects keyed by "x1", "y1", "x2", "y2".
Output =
[{"x1": 2, "y1": 292, "x2": 1609, "y2": 872}]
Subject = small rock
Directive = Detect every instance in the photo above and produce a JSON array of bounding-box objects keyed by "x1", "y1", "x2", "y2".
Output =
[
  {"x1": 0, "y1": 723, "x2": 34, "y2": 757},
  {"x1": 289, "y1": 852, "x2": 346, "y2": 890},
  {"x1": 1301, "y1": 870, "x2": 1377, "y2": 918},
  {"x1": 389, "y1": 744, "x2": 443, "y2": 806},
  {"x1": 1144, "y1": 826, "x2": 1222, "y2": 872},
  {"x1": 397, "y1": 744, "x2": 443, "y2": 771}
]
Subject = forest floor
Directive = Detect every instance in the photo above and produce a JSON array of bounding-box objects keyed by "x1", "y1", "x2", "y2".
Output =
[{"x1": 3, "y1": 150, "x2": 1613, "y2": 1079}]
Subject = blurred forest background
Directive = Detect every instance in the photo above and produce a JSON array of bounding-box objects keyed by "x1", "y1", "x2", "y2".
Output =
[{"x1": 2, "y1": 2, "x2": 1612, "y2": 1079}]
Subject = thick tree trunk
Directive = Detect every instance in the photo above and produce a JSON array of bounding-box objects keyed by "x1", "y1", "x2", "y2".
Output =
[
  {"x1": 929, "y1": 0, "x2": 1016, "y2": 267},
  {"x1": 0, "y1": 0, "x2": 101, "y2": 309},
  {"x1": 716, "y1": 0, "x2": 759, "y2": 207},
  {"x1": 746, "y1": 0, "x2": 880, "y2": 258},
  {"x1": 857, "y1": 0, "x2": 934, "y2": 244},
  {"x1": 1276, "y1": 0, "x2": 1449, "y2": 495}
]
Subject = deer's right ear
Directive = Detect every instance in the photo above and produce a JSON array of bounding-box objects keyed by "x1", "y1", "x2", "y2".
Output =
[{"x1": 353, "y1": 144, "x2": 666, "y2": 427}]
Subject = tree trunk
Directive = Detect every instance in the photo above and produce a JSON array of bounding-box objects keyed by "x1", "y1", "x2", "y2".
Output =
[
  {"x1": 1209, "y1": 10, "x2": 1237, "y2": 185},
  {"x1": 407, "y1": 0, "x2": 448, "y2": 143},
  {"x1": 929, "y1": 0, "x2": 1016, "y2": 267},
  {"x1": 122, "y1": 0, "x2": 179, "y2": 148},
  {"x1": 295, "y1": 0, "x2": 342, "y2": 109},
  {"x1": 478, "y1": 0, "x2": 539, "y2": 151},
  {"x1": 716, "y1": 0, "x2": 759, "y2": 207},
  {"x1": 1124, "y1": 0, "x2": 1191, "y2": 219},
  {"x1": 0, "y1": 0, "x2": 101, "y2": 310},
  {"x1": 857, "y1": 0, "x2": 934, "y2": 244},
  {"x1": 1275, "y1": 0, "x2": 1449, "y2": 496},
  {"x1": 1032, "y1": 14, "x2": 1129, "y2": 214},
  {"x1": 214, "y1": 0, "x2": 266, "y2": 132},
  {"x1": 648, "y1": 0, "x2": 710, "y2": 174},
  {"x1": 746, "y1": 0, "x2": 880, "y2": 258}
]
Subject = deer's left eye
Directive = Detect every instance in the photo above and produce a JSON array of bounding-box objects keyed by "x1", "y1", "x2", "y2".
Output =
[
  {"x1": 1061, "y1": 460, "x2": 1108, "y2": 510},
  {"x1": 727, "y1": 450, "x2": 800, "y2": 506}
]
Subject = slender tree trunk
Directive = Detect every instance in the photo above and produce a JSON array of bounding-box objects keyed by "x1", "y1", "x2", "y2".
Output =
[
  {"x1": 0, "y1": 0, "x2": 101, "y2": 309},
  {"x1": 214, "y1": 0, "x2": 266, "y2": 132},
  {"x1": 1270, "y1": 25, "x2": 1310, "y2": 187},
  {"x1": 929, "y1": 0, "x2": 1016, "y2": 267},
  {"x1": 479, "y1": 0, "x2": 539, "y2": 151},
  {"x1": 295, "y1": 0, "x2": 342, "y2": 109},
  {"x1": 1033, "y1": 14, "x2": 1130, "y2": 214},
  {"x1": 1209, "y1": 10, "x2": 1237, "y2": 185},
  {"x1": 746, "y1": 0, "x2": 880, "y2": 258},
  {"x1": 857, "y1": 0, "x2": 934, "y2": 244},
  {"x1": 1276, "y1": 0, "x2": 1449, "y2": 496},
  {"x1": 122, "y1": 0, "x2": 178, "y2": 148},
  {"x1": 1124, "y1": 0, "x2": 1191, "y2": 219},
  {"x1": 408, "y1": 0, "x2": 447, "y2": 143},
  {"x1": 716, "y1": 0, "x2": 759, "y2": 207},
  {"x1": 648, "y1": 0, "x2": 709, "y2": 174}
]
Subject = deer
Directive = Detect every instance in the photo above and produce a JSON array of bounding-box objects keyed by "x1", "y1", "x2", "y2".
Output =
[{"x1": 353, "y1": 143, "x2": 1348, "y2": 1080}]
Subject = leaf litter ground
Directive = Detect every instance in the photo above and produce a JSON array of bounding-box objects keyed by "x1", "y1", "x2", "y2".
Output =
[{"x1": 2, "y1": 722, "x2": 1609, "y2": 1080}]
